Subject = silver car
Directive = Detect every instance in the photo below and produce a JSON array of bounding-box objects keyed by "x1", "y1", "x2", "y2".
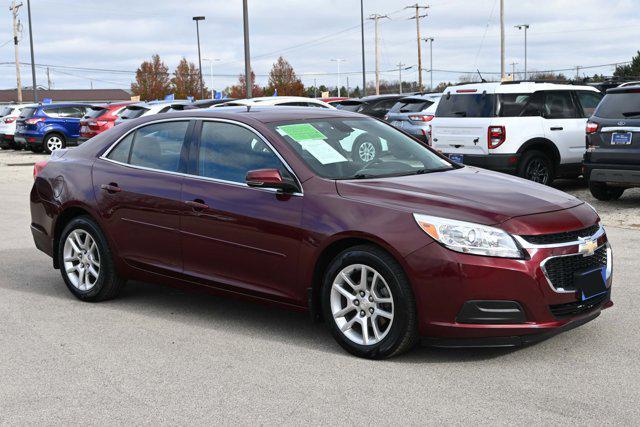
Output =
[{"x1": 385, "y1": 94, "x2": 441, "y2": 144}]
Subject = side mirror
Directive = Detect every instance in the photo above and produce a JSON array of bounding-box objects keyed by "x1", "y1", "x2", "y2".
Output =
[{"x1": 246, "y1": 169, "x2": 298, "y2": 193}]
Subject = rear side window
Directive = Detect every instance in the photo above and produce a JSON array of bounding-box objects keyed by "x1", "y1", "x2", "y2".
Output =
[
  {"x1": 57, "y1": 106, "x2": 86, "y2": 118},
  {"x1": 542, "y1": 91, "x2": 579, "y2": 119},
  {"x1": 197, "y1": 121, "x2": 287, "y2": 183},
  {"x1": 576, "y1": 91, "x2": 603, "y2": 117},
  {"x1": 120, "y1": 107, "x2": 148, "y2": 119},
  {"x1": 85, "y1": 107, "x2": 107, "y2": 119},
  {"x1": 19, "y1": 107, "x2": 37, "y2": 118},
  {"x1": 436, "y1": 94, "x2": 496, "y2": 117},
  {"x1": 108, "y1": 121, "x2": 189, "y2": 172},
  {"x1": 335, "y1": 102, "x2": 362, "y2": 112},
  {"x1": 594, "y1": 92, "x2": 640, "y2": 119},
  {"x1": 389, "y1": 99, "x2": 433, "y2": 113},
  {"x1": 496, "y1": 93, "x2": 544, "y2": 117}
]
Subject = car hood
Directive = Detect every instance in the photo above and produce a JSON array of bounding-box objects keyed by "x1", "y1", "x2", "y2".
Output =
[{"x1": 336, "y1": 166, "x2": 583, "y2": 225}]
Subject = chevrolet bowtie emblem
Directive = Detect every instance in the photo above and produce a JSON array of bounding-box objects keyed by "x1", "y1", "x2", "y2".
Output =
[{"x1": 578, "y1": 237, "x2": 598, "y2": 257}]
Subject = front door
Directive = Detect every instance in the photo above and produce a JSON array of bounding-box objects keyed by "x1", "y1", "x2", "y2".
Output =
[
  {"x1": 180, "y1": 120, "x2": 304, "y2": 303},
  {"x1": 92, "y1": 120, "x2": 193, "y2": 275}
]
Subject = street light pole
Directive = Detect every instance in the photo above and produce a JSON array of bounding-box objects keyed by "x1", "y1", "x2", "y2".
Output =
[
  {"x1": 192, "y1": 16, "x2": 205, "y2": 100},
  {"x1": 242, "y1": 0, "x2": 252, "y2": 98},
  {"x1": 423, "y1": 37, "x2": 434, "y2": 91},
  {"x1": 331, "y1": 59, "x2": 346, "y2": 97},
  {"x1": 203, "y1": 58, "x2": 220, "y2": 100},
  {"x1": 515, "y1": 24, "x2": 530, "y2": 80},
  {"x1": 360, "y1": 0, "x2": 366, "y2": 96},
  {"x1": 26, "y1": 0, "x2": 37, "y2": 102}
]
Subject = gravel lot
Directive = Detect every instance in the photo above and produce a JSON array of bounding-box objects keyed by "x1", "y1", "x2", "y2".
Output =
[{"x1": 1, "y1": 148, "x2": 639, "y2": 424}]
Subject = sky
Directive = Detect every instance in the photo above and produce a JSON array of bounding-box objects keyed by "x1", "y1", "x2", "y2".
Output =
[{"x1": 0, "y1": 0, "x2": 638, "y2": 94}]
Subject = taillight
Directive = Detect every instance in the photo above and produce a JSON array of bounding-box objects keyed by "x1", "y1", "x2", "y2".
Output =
[
  {"x1": 586, "y1": 122, "x2": 599, "y2": 134},
  {"x1": 25, "y1": 117, "x2": 45, "y2": 125},
  {"x1": 488, "y1": 126, "x2": 506, "y2": 149},
  {"x1": 409, "y1": 114, "x2": 434, "y2": 122},
  {"x1": 3, "y1": 116, "x2": 16, "y2": 124},
  {"x1": 33, "y1": 160, "x2": 48, "y2": 179}
]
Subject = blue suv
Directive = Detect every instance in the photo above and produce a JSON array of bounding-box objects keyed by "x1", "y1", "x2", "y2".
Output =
[{"x1": 15, "y1": 103, "x2": 89, "y2": 154}]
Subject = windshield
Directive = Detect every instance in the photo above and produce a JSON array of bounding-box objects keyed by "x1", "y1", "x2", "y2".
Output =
[
  {"x1": 436, "y1": 94, "x2": 496, "y2": 117},
  {"x1": 85, "y1": 107, "x2": 107, "y2": 119},
  {"x1": 335, "y1": 102, "x2": 363, "y2": 112},
  {"x1": 268, "y1": 118, "x2": 454, "y2": 180},
  {"x1": 119, "y1": 106, "x2": 148, "y2": 120},
  {"x1": 19, "y1": 107, "x2": 37, "y2": 118},
  {"x1": 389, "y1": 99, "x2": 433, "y2": 113},
  {"x1": 595, "y1": 92, "x2": 640, "y2": 119}
]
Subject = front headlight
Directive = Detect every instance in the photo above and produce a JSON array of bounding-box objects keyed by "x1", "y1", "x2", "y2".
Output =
[{"x1": 413, "y1": 213, "x2": 524, "y2": 259}]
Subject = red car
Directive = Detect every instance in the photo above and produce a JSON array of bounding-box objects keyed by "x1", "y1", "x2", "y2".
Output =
[
  {"x1": 30, "y1": 108, "x2": 613, "y2": 359},
  {"x1": 78, "y1": 102, "x2": 132, "y2": 144}
]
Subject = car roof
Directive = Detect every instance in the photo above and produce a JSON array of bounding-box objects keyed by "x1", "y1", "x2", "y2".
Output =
[
  {"x1": 40, "y1": 102, "x2": 90, "y2": 107},
  {"x1": 443, "y1": 81, "x2": 600, "y2": 94},
  {"x1": 397, "y1": 93, "x2": 442, "y2": 101},
  {"x1": 606, "y1": 85, "x2": 640, "y2": 94}
]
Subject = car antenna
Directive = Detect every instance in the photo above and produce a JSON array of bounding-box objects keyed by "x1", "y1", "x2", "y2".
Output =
[{"x1": 476, "y1": 69, "x2": 487, "y2": 83}]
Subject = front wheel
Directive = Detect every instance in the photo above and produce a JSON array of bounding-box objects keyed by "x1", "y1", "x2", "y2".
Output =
[
  {"x1": 589, "y1": 181, "x2": 625, "y2": 201},
  {"x1": 518, "y1": 150, "x2": 555, "y2": 185},
  {"x1": 44, "y1": 133, "x2": 66, "y2": 154},
  {"x1": 321, "y1": 245, "x2": 418, "y2": 359},
  {"x1": 58, "y1": 216, "x2": 126, "y2": 301}
]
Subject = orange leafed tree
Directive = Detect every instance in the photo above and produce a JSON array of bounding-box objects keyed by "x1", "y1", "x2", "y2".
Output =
[
  {"x1": 171, "y1": 57, "x2": 208, "y2": 99},
  {"x1": 266, "y1": 56, "x2": 305, "y2": 96},
  {"x1": 131, "y1": 54, "x2": 171, "y2": 101},
  {"x1": 229, "y1": 70, "x2": 264, "y2": 98}
]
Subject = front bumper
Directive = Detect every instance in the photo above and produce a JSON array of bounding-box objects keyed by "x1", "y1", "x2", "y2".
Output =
[{"x1": 405, "y1": 224, "x2": 612, "y2": 345}]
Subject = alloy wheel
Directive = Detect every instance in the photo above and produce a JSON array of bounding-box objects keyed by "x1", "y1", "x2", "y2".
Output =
[
  {"x1": 330, "y1": 264, "x2": 394, "y2": 346},
  {"x1": 63, "y1": 229, "x2": 101, "y2": 291},
  {"x1": 358, "y1": 142, "x2": 376, "y2": 163},
  {"x1": 47, "y1": 136, "x2": 63, "y2": 152},
  {"x1": 526, "y1": 159, "x2": 549, "y2": 184}
]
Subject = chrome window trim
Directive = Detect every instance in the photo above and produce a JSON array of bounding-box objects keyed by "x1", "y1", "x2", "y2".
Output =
[
  {"x1": 513, "y1": 225, "x2": 605, "y2": 249},
  {"x1": 99, "y1": 116, "x2": 304, "y2": 196},
  {"x1": 539, "y1": 242, "x2": 612, "y2": 294}
]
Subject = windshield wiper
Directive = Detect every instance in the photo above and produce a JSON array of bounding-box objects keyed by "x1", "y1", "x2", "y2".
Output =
[
  {"x1": 622, "y1": 111, "x2": 640, "y2": 117},
  {"x1": 413, "y1": 167, "x2": 452, "y2": 175}
]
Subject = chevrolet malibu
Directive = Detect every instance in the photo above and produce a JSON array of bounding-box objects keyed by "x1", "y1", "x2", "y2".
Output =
[{"x1": 30, "y1": 107, "x2": 613, "y2": 359}]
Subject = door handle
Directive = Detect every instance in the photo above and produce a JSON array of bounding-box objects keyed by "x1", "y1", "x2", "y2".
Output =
[
  {"x1": 550, "y1": 127, "x2": 563, "y2": 131},
  {"x1": 100, "y1": 183, "x2": 122, "y2": 194},
  {"x1": 185, "y1": 199, "x2": 209, "y2": 210}
]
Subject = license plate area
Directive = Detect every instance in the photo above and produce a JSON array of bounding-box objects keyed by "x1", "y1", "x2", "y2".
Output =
[
  {"x1": 448, "y1": 153, "x2": 464, "y2": 164},
  {"x1": 611, "y1": 132, "x2": 633, "y2": 145},
  {"x1": 574, "y1": 267, "x2": 607, "y2": 301}
]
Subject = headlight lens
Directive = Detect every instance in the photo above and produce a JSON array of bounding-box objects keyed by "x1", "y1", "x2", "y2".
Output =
[{"x1": 413, "y1": 213, "x2": 524, "y2": 259}]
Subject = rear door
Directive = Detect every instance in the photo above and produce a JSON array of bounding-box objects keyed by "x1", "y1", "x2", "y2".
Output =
[
  {"x1": 541, "y1": 91, "x2": 585, "y2": 164},
  {"x1": 431, "y1": 93, "x2": 495, "y2": 155},
  {"x1": 57, "y1": 106, "x2": 86, "y2": 139},
  {"x1": 93, "y1": 119, "x2": 193, "y2": 275}
]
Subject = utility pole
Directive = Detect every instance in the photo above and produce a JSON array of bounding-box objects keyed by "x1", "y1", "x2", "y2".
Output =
[
  {"x1": 407, "y1": 3, "x2": 429, "y2": 92},
  {"x1": 360, "y1": 0, "x2": 366, "y2": 96},
  {"x1": 397, "y1": 62, "x2": 406, "y2": 94},
  {"x1": 423, "y1": 37, "x2": 434, "y2": 90},
  {"x1": 576, "y1": 65, "x2": 581, "y2": 81},
  {"x1": 192, "y1": 16, "x2": 205, "y2": 100},
  {"x1": 242, "y1": 0, "x2": 252, "y2": 98},
  {"x1": 346, "y1": 75, "x2": 350, "y2": 97},
  {"x1": 10, "y1": 1, "x2": 22, "y2": 102},
  {"x1": 510, "y1": 61, "x2": 518, "y2": 80},
  {"x1": 46, "y1": 66, "x2": 51, "y2": 90},
  {"x1": 500, "y1": 0, "x2": 505, "y2": 80},
  {"x1": 515, "y1": 24, "x2": 529, "y2": 80},
  {"x1": 203, "y1": 58, "x2": 220, "y2": 99},
  {"x1": 330, "y1": 59, "x2": 346, "y2": 97},
  {"x1": 368, "y1": 13, "x2": 388, "y2": 95},
  {"x1": 313, "y1": 78, "x2": 317, "y2": 98},
  {"x1": 26, "y1": 0, "x2": 36, "y2": 102}
]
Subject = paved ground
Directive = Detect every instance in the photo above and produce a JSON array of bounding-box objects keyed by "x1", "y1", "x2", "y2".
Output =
[{"x1": 1, "y1": 148, "x2": 639, "y2": 424}]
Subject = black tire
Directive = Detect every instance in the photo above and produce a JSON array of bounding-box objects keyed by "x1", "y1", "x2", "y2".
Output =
[
  {"x1": 517, "y1": 150, "x2": 555, "y2": 185},
  {"x1": 589, "y1": 181, "x2": 625, "y2": 201},
  {"x1": 321, "y1": 245, "x2": 418, "y2": 359},
  {"x1": 43, "y1": 133, "x2": 66, "y2": 155},
  {"x1": 352, "y1": 134, "x2": 382, "y2": 164},
  {"x1": 30, "y1": 144, "x2": 43, "y2": 153},
  {"x1": 58, "y1": 216, "x2": 126, "y2": 302}
]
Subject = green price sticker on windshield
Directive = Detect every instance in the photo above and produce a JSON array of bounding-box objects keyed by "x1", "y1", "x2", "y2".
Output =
[{"x1": 278, "y1": 123, "x2": 327, "y2": 142}]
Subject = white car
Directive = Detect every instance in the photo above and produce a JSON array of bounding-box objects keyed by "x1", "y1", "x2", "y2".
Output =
[
  {"x1": 0, "y1": 103, "x2": 35, "y2": 149},
  {"x1": 430, "y1": 81, "x2": 603, "y2": 184},
  {"x1": 115, "y1": 100, "x2": 192, "y2": 126},
  {"x1": 214, "y1": 96, "x2": 335, "y2": 109}
]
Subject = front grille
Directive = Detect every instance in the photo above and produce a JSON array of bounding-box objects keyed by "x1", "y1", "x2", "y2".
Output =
[
  {"x1": 543, "y1": 245, "x2": 608, "y2": 291},
  {"x1": 549, "y1": 290, "x2": 610, "y2": 319},
  {"x1": 522, "y1": 224, "x2": 600, "y2": 245}
]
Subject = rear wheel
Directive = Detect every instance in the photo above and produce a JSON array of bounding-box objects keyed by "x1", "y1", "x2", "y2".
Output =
[
  {"x1": 58, "y1": 216, "x2": 126, "y2": 301},
  {"x1": 589, "y1": 181, "x2": 625, "y2": 201},
  {"x1": 518, "y1": 150, "x2": 554, "y2": 185},
  {"x1": 44, "y1": 133, "x2": 65, "y2": 154},
  {"x1": 321, "y1": 245, "x2": 418, "y2": 359}
]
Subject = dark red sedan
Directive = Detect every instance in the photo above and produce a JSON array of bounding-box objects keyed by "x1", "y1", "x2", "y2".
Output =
[{"x1": 30, "y1": 107, "x2": 613, "y2": 359}]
